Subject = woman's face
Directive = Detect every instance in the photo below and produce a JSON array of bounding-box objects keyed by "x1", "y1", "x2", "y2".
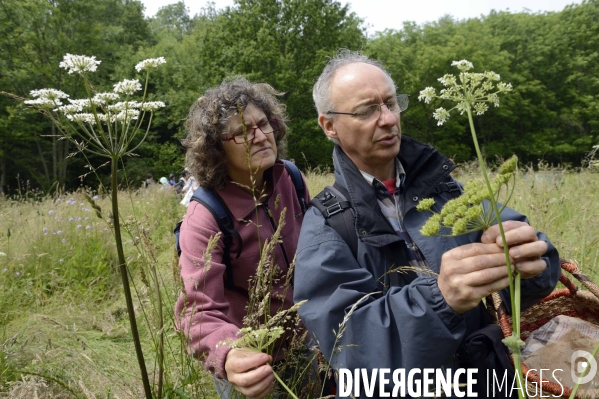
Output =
[{"x1": 222, "y1": 102, "x2": 278, "y2": 185}]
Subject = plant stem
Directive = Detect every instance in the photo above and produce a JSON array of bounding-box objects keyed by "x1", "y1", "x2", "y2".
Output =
[
  {"x1": 111, "y1": 157, "x2": 153, "y2": 398},
  {"x1": 272, "y1": 369, "x2": 299, "y2": 399},
  {"x1": 466, "y1": 107, "x2": 526, "y2": 399},
  {"x1": 150, "y1": 261, "x2": 164, "y2": 399}
]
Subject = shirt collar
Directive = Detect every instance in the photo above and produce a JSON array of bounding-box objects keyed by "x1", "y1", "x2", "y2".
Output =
[{"x1": 360, "y1": 158, "x2": 406, "y2": 191}]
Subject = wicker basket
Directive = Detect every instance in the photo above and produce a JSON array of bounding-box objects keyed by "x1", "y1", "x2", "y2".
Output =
[{"x1": 491, "y1": 259, "x2": 599, "y2": 399}]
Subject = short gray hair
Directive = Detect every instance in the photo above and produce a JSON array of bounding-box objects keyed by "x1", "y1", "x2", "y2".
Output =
[{"x1": 312, "y1": 49, "x2": 394, "y2": 117}]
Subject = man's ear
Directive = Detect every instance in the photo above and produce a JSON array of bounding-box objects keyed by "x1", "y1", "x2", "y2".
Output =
[{"x1": 319, "y1": 114, "x2": 338, "y2": 141}]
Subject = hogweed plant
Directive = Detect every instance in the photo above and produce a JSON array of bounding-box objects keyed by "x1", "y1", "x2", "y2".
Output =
[
  {"x1": 2, "y1": 54, "x2": 166, "y2": 398},
  {"x1": 418, "y1": 60, "x2": 528, "y2": 398}
]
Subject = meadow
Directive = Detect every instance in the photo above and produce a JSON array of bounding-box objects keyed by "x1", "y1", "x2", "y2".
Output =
[{"x1": 0, "y1": 165, "x2": 597, "y2": 398}]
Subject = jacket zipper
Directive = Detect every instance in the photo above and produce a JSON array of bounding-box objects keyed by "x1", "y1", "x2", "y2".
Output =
[{"x1": 262, "y1": 203, "x2": 291, "y2": 269}]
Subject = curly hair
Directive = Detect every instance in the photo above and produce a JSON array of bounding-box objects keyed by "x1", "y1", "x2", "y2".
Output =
[{"x1": 182, "y1": 77, "x2": 288, "y2": 190}]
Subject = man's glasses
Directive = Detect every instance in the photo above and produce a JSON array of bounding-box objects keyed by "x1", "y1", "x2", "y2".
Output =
[
  {"x1": 326, "y1": 94, "x2": 409, "y2": 121},
  {"x1": 222, "y1": 119, "x2": 279, "y2": 144}
]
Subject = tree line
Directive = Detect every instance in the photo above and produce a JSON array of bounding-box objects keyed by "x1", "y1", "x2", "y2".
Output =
[{"x1": 1, "y1": 0, "x2": 598, "y2": 193}]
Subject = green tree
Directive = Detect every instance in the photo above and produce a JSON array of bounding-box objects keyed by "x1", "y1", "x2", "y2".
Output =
[{"x1": 0, "y1": 0, "x2": 150, "y2": 192}]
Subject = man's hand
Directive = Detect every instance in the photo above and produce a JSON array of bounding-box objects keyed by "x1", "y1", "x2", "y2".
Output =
[
  {"x1": 225, "y1": 348, "x2": 274, "y2": 399},
  {"x1": 481, "y1": 221, "x2": 548, "y2": 279},
  {"x1": 438, "y1": 221, "x2": 548, "y2": 314}
]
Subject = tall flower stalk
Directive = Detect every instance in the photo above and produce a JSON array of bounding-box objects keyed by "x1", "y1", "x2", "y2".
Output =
[
  {"x1": 3, "y1": 54, "x2": 166, "y2": 398},
  {"x1": 418, "y1": 60, "x2": 527, "y2": 398}
]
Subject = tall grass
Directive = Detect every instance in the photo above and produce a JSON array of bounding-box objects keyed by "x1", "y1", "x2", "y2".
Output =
[{"x1": 0, "y1": 165, "x2": 597, "y2": 397}]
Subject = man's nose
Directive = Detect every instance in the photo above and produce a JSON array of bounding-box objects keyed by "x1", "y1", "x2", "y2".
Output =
[{"x1": 378, "y1": 104, "x2": 398, "y2": 126}]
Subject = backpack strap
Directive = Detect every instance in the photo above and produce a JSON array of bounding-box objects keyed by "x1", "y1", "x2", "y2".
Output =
[
  {"x1": 310, "y1": 183, "x2": 358, "y2": 259},
  {"x1": 282, "y1": 159, "x2": 307, "y2": 214},
  {"x1": 191, "y1": 186, "x2": 242, "y2": 290},
  {"x1": 434, "y1": 180, "x2": 462, "y2": 197}
]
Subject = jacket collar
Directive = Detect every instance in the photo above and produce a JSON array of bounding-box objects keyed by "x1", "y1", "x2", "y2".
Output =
[
  {"x1": 333, "y1": 135, "x2": 455, "y2": 245},
  {"x1": 216, "y1": 160, "x2": 286, "y2": 221}
]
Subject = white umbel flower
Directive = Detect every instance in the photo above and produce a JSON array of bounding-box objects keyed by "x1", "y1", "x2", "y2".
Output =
[
  {"x1": 113, "y1": 79, "x2": 142, "y2": 95},
  {"x1": 108, "y1": 101, "x2": 142, "y2": 112},
  {"x1": 135, "y1": 57, "x2": 166, "y2": 72},
  {"x1": 451, "y1": 60, "x2": 474, "y2": 71},
  {"x1": 55, "y1": 104, "x2": 83, "y2": 114},
  {"x1": 418, "y1": 87, "x2": 436, "y2": 104},
  {"x1": 59, "y1": 54, "x2": 101, "y2": 74},
  {"x1": 30, "y1": 89, "x2": 69, "y2": 100},
  {"x1": 93, "y1": 92, "x2": 120, "y2": 102},
  {"x1": 433, "y1": 107, "x2": 450, "y2": 126},
  {"x1": 67, "y1": 113, "x2": 97, "y2": 124},
  {"x1": 25, "y1": 98, "x2": 61, "y2": 108},
  {"x1": 140, "y1": 101, "x2": 166, "y2": 111},
  {"x1": 115, "y1": 109, "x2": 140, "y2": 122}
]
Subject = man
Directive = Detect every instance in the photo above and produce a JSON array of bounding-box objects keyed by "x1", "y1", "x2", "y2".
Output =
[{"x1": 293, "y1": 50, "x2": 560, "y2": 397}]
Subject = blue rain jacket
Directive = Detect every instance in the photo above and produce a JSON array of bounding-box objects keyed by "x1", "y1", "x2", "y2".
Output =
[{"x1": 294, "y1": 136, "x2": 560, "y2": 395}]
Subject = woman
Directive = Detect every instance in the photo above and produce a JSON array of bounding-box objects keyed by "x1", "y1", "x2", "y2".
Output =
[{"x1": 175, "y1": 78, "x2": 309, "y2": 399}]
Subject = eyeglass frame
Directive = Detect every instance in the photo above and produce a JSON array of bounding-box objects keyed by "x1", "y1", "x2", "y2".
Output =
[
  {"x1": 326, "y1": 94, "x2": 409, "y2": 119},
  {"x1": 221, "y1": 118, "x2": 279, "y2": 144}
]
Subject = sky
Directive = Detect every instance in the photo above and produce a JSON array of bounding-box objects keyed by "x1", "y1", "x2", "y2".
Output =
[{"x1": 140, "y1": 0, "x2": 584, "y2": 35}]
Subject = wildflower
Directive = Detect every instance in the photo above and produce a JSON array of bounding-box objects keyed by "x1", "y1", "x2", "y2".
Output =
[
  {"x1": 115, "y1": 109, "x2": 140, "y2": 122},
  {"x1": 59, "y1": 259, "x2": 64, "y2": 263},
  {"x1": 24, "y1": 98, "x2": 60, "y2": 108},
  {"x1": 15, "y1": 271, "x2": 20, "y2": 277},
  {"x1": 86, "y1": 226, "x2": 91, "y2": 230},
  {"x1": 135, "y1": 57, "x2": 166, "y2": 72},
  {"x1": 421, "y1": 214, "x2": 442, "y2": 236},
  {"x1": 473, "y1": 102, "x2": 488, "y2": 116},
  {"x1": 416, "y1": 198, "x2": 435, "y2": 212},
  {"x1": 59, "y1": 53, "x2": 101, "y2": 74},
  {"x1": 48, "y1": 210, "x2": 54, "y2": 215},
  {"x1": 2, "y1": 268, "x2": 7, "y2": 272},
  {"x1": 140, "y1": 101, "x2": 166, "y2": 112},
  {"x1": 77, "y1": 224, "x2": 82, "y2": 229},
  {"x1": 84, "y1": 217, "x2": 89, "y2": 221},
  {"x1": 67, "y1": 113, "x2": 97, "y2": 125},
  {"x1": 43, "y1": 227, "x2": 48, "y2": 233},
  {"x1": 83, "y1": 208, "x2": 90, "y2": 213},
  {"x1": 56, "y1": 230, "x2": 63, "y2": 235},
  {"x1": 432, "y1": 107, "x2": 450, "y2": 126},
  {"x1": 451, "y1": 60, "x2": 474, "y2": 71},
  {"x1": 54, "y1": 216, "x2": 59, "y2": 220},
  {"x1": 108, "y1": 101, "x2": 142, "y2": 112},
  {"x1": 29, "y1": 89, "x2": 70, "y2": 101},
  {"x1": 113, "y1": 79, "x2": 142, "y2": 95},
  {"x1": 92, "y1": 195, "x2": 99, "y2": 201},
  {"x1": 55, "y1": 104, "x2": 82, "y2": 115},
  {"x1": 418, "y1": 87, "x2": 436, "y2": 104},
  {"x1": 69, "y1": 217, "x2": 74, "y2": 222},
  {"x1": 62, "y1": 238, "x2": 67, "y2": 243},
  {"x1": 93, "y1": 92, "x2": 119, "y2": 102},
  {"x1": 77, "y1": 217, "x2": 82, "y2": 221},
  {"x1": 437, "y1": 74, "x2": 457, "y2": 86}
]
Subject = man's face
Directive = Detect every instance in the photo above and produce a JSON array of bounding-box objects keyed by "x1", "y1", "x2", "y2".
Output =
[{"x1": 320, "y1": 63, "x2": 401, "y2": 178}]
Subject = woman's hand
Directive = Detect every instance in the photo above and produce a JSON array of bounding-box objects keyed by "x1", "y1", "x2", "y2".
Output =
[{"x1": 225, "y1": 348, "x2": 275, "y2": 399}]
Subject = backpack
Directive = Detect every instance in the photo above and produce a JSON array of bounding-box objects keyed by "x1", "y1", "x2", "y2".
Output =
[
  {"x1": 310, "y1": 179, "x2": 462, "y2": 260},
  {"x1": 174, "y1": 160, "x2": 307, "y2": 290}
]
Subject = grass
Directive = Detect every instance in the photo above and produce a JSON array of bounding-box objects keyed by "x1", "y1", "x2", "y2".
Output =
[{"x1": 0, "y1": 165, "x2": 597, "y2": 398}]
